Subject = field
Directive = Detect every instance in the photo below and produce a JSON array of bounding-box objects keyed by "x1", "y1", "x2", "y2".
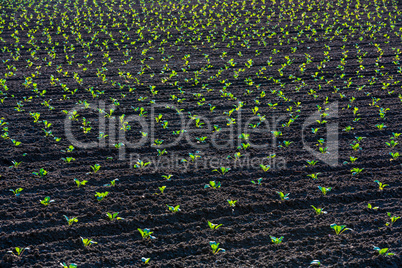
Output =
[{"x1": 0, "y1": 0, "x2": 401, "y2": 267}]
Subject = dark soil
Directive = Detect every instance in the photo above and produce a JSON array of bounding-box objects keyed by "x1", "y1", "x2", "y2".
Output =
[{"x1": 0, "y1": 0, "x2": 401, "y2": 267}]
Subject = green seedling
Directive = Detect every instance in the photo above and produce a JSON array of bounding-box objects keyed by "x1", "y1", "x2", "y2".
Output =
[
  {"x1": 391, "y1": 132, "x2": 401, "y2": 139},
  {"x1": 227, "y1": 199, "x2": 237, "y2": 207},
  {"x1": 106, "y1": 212, "x2": 124, "y2": 221},
  {"x1": 7, "y1": 247, "x2": 29, "y2": 256},
  {"x1": 95, "y1": 192, "x2": 109, "y2": 201},
  {"x1": 81, "y1": 237, "x2": 97, "y2": 247},
  {"x1": 64, "y1": 215, "x2": 78, "y2": 225},
  {"x1": 212, "y1": 167, "x2": 230, "y2": 175},
  {"x1": 271, "y1": 131, "x2": 282, "y2": 137},
  {"x1": 373, "y1": 246, "x2": 395, "y2": 256},
  {"x1": 208, "y1": 221, "x2": 222, "y2": 230},
  {"x1": 351, "y1": 168, "x2": 364, "y2": 176},
  {"x1": 260, "y1": 164, "x2": 270, "y2": 172},
  {"x1": 134, "y1": 159, "x2": 150, "y2": 169},
  {"x1": 277, "y1": 191, "x2": 289, "y2": 201},
  {"x1": 386, "y1": 212, "x2": 400, "y2": 226},
  {"x1": 162, "y1": 174, "x2": 173, "y2": 180},
  {"x1": 9, "y1": 160, "x2": 21, "y2": 168},
  {"x1": 141, "y1": 257, "x2": 150, "y2": 265},
  {"x1": 251, "y1": 178, "x2": 263, "y2": 185},
  {"x1": 90, "y1": 164, "x2": 101, "y2": 173},
  {"x1": 311, "y1": 205, "x2": 327, "y2": 215},
  {"x1": 204, "y1": 181, "x2": 221, "y2": 189},
  {"x1": 367, "y1": 203, "x2": 379, "y2": 210},
  {"x1": 282, "y1": 140, "x2": 293, "y2": 147},
  {"x1": 318, "y1": 186, "x2": 331, "y2": 196},
  {"x1": 74, "y1": 178, "x2": 88, "y2": 188},
  {"x1": 319, "y1": 147, "x2": 328, "y2": 154},
  {"x1": 40, "y1": 196, "x2": 54, "y2": 206},
  {"x1": 386, "y1": 140, "x2": 398, "y2": 148},
  {"x1": 61, "y1": 145, "x2": 75, "y2": 153},
  {"x1": 390, "y1": 152, "x2": 399, "y2": 160},
  {"x1": 210, "y1": 241, "x2": 225, "y2": 254},
  {"x1": 270, "y1": 236, "x2": 284, "y2": 244},
  {"x1": 307, "y1": 173, "x2": 321, "y2": 180},
  {"x1": 306, "y1": 160, "x2": 318, "y2": 166},
  {"x1": 32, "y1": 168, "x2": 47, "y2": 177},
  {"x1": 10, "y1": 188, "x2": 23, "y2": 196},
  {"x1": 11, "y1": 139, "x2": 21, "y2": 146},
  {"x1": 349, "y1": 156, "x2": 358, "y2": 163},
  {"x1": 188, "y1": 152, "x2": 201, "y2": 162},
  {"x1": 138, "y1": 228, "x2": 155, "y2": 240},
  {"x1": 374, "y1": 180, "x2": 389, "y2": 190},
  {"x1": 60, "y1": 262, "x2": 77, "y2": 268},
  {"x1": 157, "y1": 148, "x2": 167, "y2": 156},
  {"x1": 166, "y1": 204, "x2": 181, "y2": 213},
  {"x1": 330, "y1": 224, "x2": 352, "y2": 235},
  {"x1": 158, "y1": 186, "x2": 166, "y2": 194},
  {"x1": 104, "y1": 179, "x2": 118, "y2": 187},
  {"x1": 114, "y1": 142, "x2": 124, "y2": 149},
  {"x1": 61, "y1": 157, "x2": 75, "y2": 163},
  {"x1": 310, "y1": 260, "x2": 321, "y2": 266}
]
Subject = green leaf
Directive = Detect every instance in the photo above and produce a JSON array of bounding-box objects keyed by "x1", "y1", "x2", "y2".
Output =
[{"x1": 379, "y1": 248, "x2": 388, "y2": 255}]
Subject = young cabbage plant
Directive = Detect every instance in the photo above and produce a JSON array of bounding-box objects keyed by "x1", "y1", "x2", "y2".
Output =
[
  {"x1": 351, "y1": 168, "x2": 364, "y2": 176},
  {"x1": 318, "y1": 186, "x2": 331, "y2": 196},
  {"x1": 213, "y1": 167, "x2": 230, "y2": 175},
  {"x1": 8, "y1": 247, "x2": 29, "y2": 257},
  {"x1": 389, "y1": 152, "x2": 399, "y2": 160},
  {"x1": 385, "y1": 212, "x2": 400, "y2": 227},
  {"x1": 367, "y1": 203, "x2": 379, "y2": 210},
  {"x1": 204, "y1": 181, "x2": 221, "y2": 189},
  {"x1": 10, "y1": 188, "x2": 23, "y2": 196},
  {"x1": 270, "y1": 236, "x2": 284, "y2": 244},
  {"x1": 374, "y1": 180, "x2": 389, "y2": 190},
  {"x1": 307, "y1": 173, "x2": 321, "y2": 180},
  {"x1": 32, "y1": 168, "x2": 47, "y2": 177},
  {"x1": 209, "y1": 241, "x2": 225, "y2": 254},
  {"x1": 373, "y1": 246, "x2": 395, "y2": 256},
  {"x1": 277, "y1": 191, "x2": 289, "y2": 201},
  {"x1": 227, "y1": 200, "x2": 237, "y2": 207},
  {"x1": 74, "y1": 178, "x2": 88, "y2": 188},
  {"x1": 9, "y1": 160, "x2": 21, "y2": 169},
  {"x1": 310, "y1": 260, "x2": 321, "y2": 266},
  {"x1": 141, "y1": 257, "x2": 150, "y2": 265},
  {"x1": 90, "y1": 164, "x2": 101, "y2": 173},
  {"x1": 60, "y1": 262, "x2": 77, "y2": 268},
  {"x1": 311, "y1": 205, "x2": 327, "y2": 215},
  {"x1": 166, "y1": 204, "x2": 180, "y2": 213},
  {"x1": 104, "y1": 179, "x2": 118, "y2": 187},
  {"x1": 260, "y1": 164, "x2": 270, "y2": 172},
  {"x1": 81, "y1": 237, "x2": 97, "y2": 247},
  {"x1": 64, "y1": 215, "x2": 78, "y2": 225},
  {"x1": 106, "y1": 212, "x2": 124, "y2": 221},
  {"x1": 208, "y1": 221, "x2": 222, "y2": 230},
  {"x1": 95, "y1": 192, "x2": 109, "y2": 201},
  {"x1": 158, "y1": 186, "x2": 166, "y2": 194},
  {"x1": 188, "y1": 152, "x2": 201, "y2": 162},
  {"x1": 61, "y1": 157, "x2": 75, "y2": 163},
  {"x1": 162, "y1": 174, "x2": 173, "y2": 181},
  {"x1": 251, "y1": 178, "x2": 263, "y2": 185},
  {"x1": 40, "y1": 196, "x2": 54, "y2": 206},
  {"x1": 138, "y1": 228, "x2": 155, "y2": 240},
  {"x1": 343, "y1": 156, "x2": 358, "y2": 165},
  {"x1": 306, "y1": 160, "x2": 318, "y2": 166},
  {"x1": 330, "y1": 224, "x2": 352, "y2": 235},
  {"x1": 134, "y1": 159, "x2": 150, "y2": 169}
]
